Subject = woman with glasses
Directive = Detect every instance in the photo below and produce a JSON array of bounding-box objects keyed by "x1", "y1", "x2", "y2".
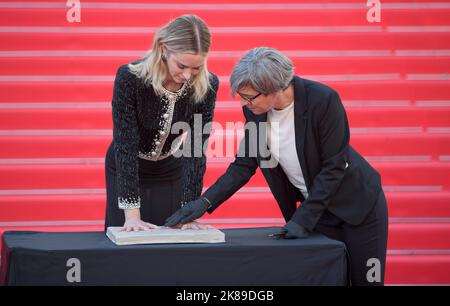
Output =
[
  {"x1": 165, "y1": 47, "x2": 388, "y2": 286},
  {"x1": 104, "y1": 15, "x2": 219, "y2": 232}
]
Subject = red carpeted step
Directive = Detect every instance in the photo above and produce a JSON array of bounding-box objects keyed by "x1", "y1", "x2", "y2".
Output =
[
  {"x1": 0, "y1": 194, "x2": 107, "y2": 222},
  {"x1": 1, "y1": 133, "x2": 449, "y2": 159},
  {"x1": 0, "y1": 0, "x2": 342, "y2": 2},
  {"x1": 0, "y1": 108, "x2": 114, "y2": 129},
  {"x1": 346, "y1": 107, "x2": 450, "y2": 127},
  {"x1": 373, "y1": 162, "x2": 450, "y2": 188},
  {"x1": 388, "y1": 222, "x2": 450, "y2": 250},
  {"x1": 2, "y1": 32, "x2": 450, "y2": 51},
  {"x1": 351, "y1": 133, "x2": 450, "y2": 158},
  {"x1": 386, "y1": 191, "x2": 450, "y2": 218},
  {"x1": 2, "y1": 56, "x2": 450, "y2": 76},
  {"x1": 0, "y1": 161, "x2": 449, "y2": 189},
  {"x1": 2, "y1": 7, "x2": 449, "y2": 27},
  {"x1": 1, "y1": 106, "x2": 449, "y2": 129},
  {"x1": 6, "y1": 0, "x2": 445, "y2": 3},
  {"x1": 0, "y1": 135, "x2": 113, "y2": 158},
  {"x1": 0, "y1": 0, "x2": 449, "y2": 286},
  {"x1": 385, "y1": 254, "x2": 450, "y2": 285},
  {"x1": 1, "y1": 80, "x2": 450, "y2": 102}
]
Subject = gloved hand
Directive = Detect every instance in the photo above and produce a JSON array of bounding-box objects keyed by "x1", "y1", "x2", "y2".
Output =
[
  {"x1": 164, "y1": 197, "x2": 211, "y2": 227},
  {"x1": 270, "y1": 220, "x2": 310, "y2": 239}
]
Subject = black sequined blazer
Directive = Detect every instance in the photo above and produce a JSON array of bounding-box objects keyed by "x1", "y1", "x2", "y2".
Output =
[{"x1": 111, "y1": 60, "x2": 219, "y2": 209}]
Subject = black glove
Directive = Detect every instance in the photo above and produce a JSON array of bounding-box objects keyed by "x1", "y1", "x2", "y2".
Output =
[
  {"x1": 164, "y1": 197, "x2": 211, "y2": 227},
  {"x1": 270, "y1": 221, "x2": 309, "y2": 239}
]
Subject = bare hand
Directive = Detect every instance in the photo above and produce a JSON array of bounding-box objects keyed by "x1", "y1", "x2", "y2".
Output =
[{"x1": 121, "y1": 218, "x2": 160, "y2": 232}]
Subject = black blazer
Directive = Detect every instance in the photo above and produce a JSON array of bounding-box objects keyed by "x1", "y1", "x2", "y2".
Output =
[{"x1": 204, "y1": 76, "x2": 382, "y2": 231}]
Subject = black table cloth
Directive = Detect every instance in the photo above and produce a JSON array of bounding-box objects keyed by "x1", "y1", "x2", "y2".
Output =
[{"x1": 0, "y1": 227, "x2": 348, "y2": 286}]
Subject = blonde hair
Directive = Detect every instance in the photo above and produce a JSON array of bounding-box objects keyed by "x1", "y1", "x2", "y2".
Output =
[{"x1": 128, "y1": 14, "x2": 211, "y2": 103}]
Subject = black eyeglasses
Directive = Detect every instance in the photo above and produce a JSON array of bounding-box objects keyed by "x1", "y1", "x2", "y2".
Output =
[{"x1": 237, "y1": 92, "x2": 262, "y2": 105}]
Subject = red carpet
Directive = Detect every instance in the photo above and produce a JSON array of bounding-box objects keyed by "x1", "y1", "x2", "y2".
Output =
[{"x1": 0, "y1": 0, "x2": 449, "y2": 285}]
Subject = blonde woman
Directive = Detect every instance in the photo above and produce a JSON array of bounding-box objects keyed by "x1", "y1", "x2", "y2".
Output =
[{"x1": 104, "y1": 15, "x2": 219, "y2": 232}]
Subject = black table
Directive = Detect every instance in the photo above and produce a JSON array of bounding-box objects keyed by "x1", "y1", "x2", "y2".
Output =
[{"x1": 0, "y1": 227, "x2": 348, "y2": 286}]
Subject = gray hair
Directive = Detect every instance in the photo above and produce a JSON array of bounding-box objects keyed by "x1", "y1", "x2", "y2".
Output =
[{"x1": 230, "y1": 47, "x2": 294, "y2": 97}]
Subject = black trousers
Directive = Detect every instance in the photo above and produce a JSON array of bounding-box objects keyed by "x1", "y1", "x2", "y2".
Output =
[
  {"x1": 314, "y1": 190, "x2": 389, "y2": 286},
  {"x1": 104, "y1": 142, "x2": 184, "y2": 230}
]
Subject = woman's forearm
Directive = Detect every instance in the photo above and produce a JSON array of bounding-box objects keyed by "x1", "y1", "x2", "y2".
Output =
[{"x1": 124, "y1": 208, "x2": 141, "y2": 220}]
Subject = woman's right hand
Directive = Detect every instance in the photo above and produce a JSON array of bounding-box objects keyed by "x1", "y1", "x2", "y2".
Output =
[{"x1": 121, "y1": 208, "x2": 160, "y2": 232}]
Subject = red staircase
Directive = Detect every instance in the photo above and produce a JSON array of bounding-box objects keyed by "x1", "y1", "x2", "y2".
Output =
[{"x1": 0, "y1": 0, "x2": 449, "y2": 285}]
